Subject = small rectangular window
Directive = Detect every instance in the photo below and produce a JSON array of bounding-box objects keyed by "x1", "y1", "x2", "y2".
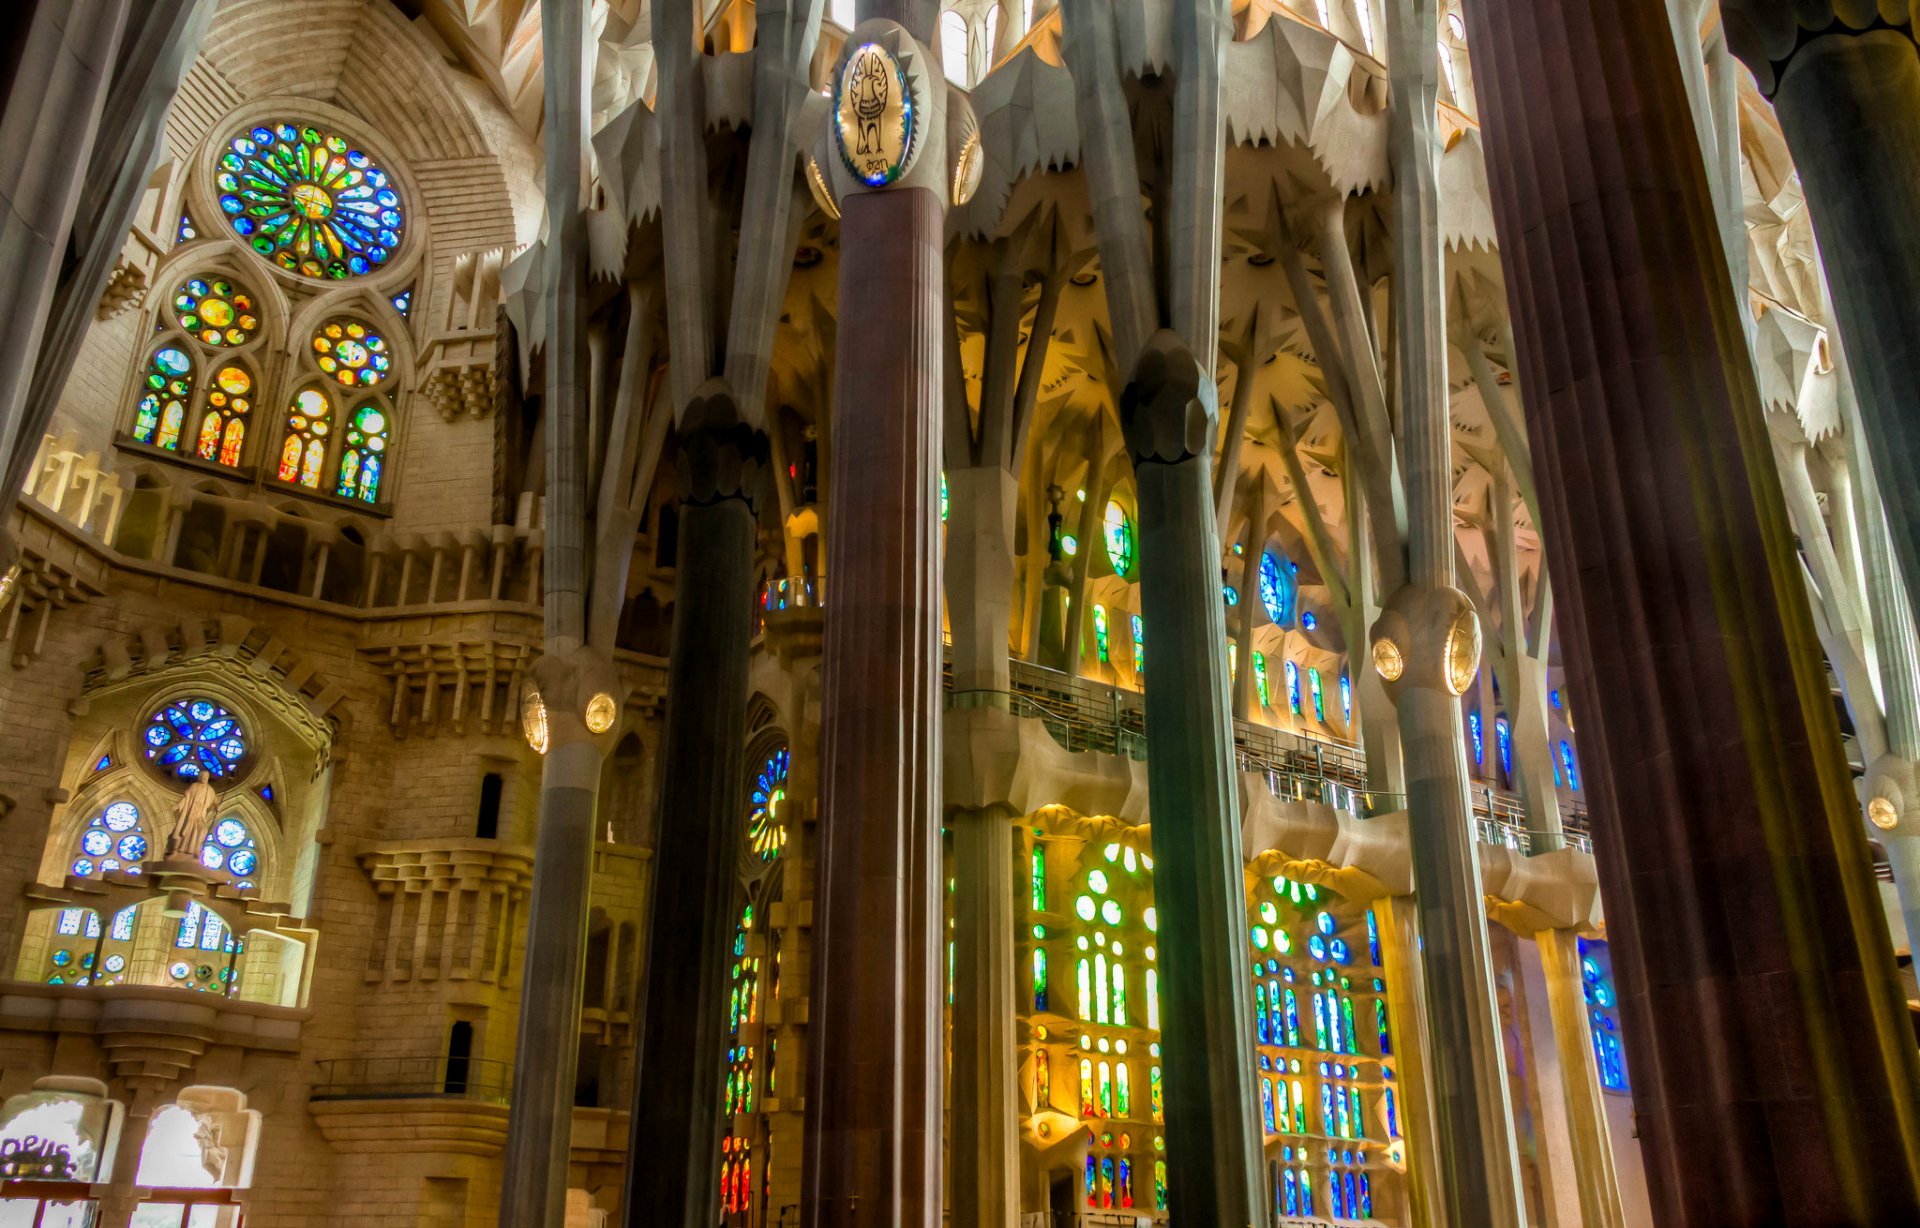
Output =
[{"x1": 476, "y1": 772, "x2": 502, "y2": 840}]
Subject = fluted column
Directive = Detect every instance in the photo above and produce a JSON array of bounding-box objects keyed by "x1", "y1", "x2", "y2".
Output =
[
  {"x1": 1119, "y1": 333, "x2": 1265, "y2": 1226},
  {"x1": 802, "y1": 14, "x2": 947, "y2": 1222},
  {"x1": 1465, "y1": 0, "x2": 1920, "y2": 1220},
  {"x1": 499, "y1": 3, "x2": 603, "y2": 1222},
  {"x1": 624, "y1": 391, "x2": 768, "y2": 1228},
  {"x1": 1719, "y1": 12, "x2": 1920, "y2": 616}
]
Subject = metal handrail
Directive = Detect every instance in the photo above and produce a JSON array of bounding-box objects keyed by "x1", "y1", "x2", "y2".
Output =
[{"x1": 311, "y1": 1055, "x2": 513, "y2": 1104}]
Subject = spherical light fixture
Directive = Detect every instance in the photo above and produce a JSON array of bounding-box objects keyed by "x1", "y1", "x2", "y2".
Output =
[
  {"x1": 521, "y1": 687, "x2": 550, "y2": 755},
  {"x1": 584, "y1": 692, "x2": 617, "y2": 735},
  {"x1": 1443, "y1": 607, "x2": 1481, "y2": 696},
  {"x1": 1869, "y1": 797, "x2": 1899, "y2": 830},
  {"x1": 1372, "y1": 637, "x2": 1405, "y2": 683}
]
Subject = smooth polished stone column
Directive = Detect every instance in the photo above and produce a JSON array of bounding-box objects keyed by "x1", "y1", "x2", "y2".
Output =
[
  {"x1": 1720, "y1": 15, "x2": 1920, "y2": 612},
  {"x1": 624, "y1": 393, "x2": 767, "y2": 1228},
  {"x1": 1373, "y1": 895, "x2": 1443, "y2": 1228},
  {"x1": 949, "y1": 802, "x2": 1020, "y2": 1228},
  {"x1": 1465, "y1": 0, "x2": 1920, "y2": 1220},
  {"x1": 802, "y1": 182, "x2": 946, "y2": 1228},
  {"x1": 1535, "y1": 928, "x2": 1626, "y2": 1228},
  {"x1": 1120, "y1": 334, "x2": 1265, "y2": 1227}
]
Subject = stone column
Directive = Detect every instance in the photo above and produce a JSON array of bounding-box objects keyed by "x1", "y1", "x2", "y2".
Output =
[
  {"x1": 944, "y1": 461, "x2": 1022, "y2": 1227},
  {"x1": 1119, "y1": 333, "x2": 1266, "y2": 1226},
  {"x1": 1465, "y1": 0, "x2": 1920, "y2": 1220},
  {"x1": 1372, "y1": 4, "x2": 1526, "y2": 1221},
  {"x1": 0, "y1": 0, "x2": 127, "y2": 487},
  {"x1": 1719, "y1": 14, "x2": 1920, "y2": 613},
  {"x1": 949, "y1": 802, "x2": 1020, "y2": 1228},
  {"x1": 801, "y1": 15, "x2": 947, "y2": 1224},
  {"x1": 1371, "y1": 895, "x2": 1443, "y2": 1228},
  {"x1": 623, "y1": 392, "x2": 767, "y2": 1228},
  {"x1": 499, "y1": 4, "x2": 606, "y2": 1223},
  {"x1": 1534, "y1": 928, "x2": 1625, "y2": 1228}
]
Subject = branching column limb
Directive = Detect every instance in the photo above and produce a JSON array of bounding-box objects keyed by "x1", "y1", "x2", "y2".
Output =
[{"x1": 499, "y1": 4, "x2": 602, "y2": 1224}]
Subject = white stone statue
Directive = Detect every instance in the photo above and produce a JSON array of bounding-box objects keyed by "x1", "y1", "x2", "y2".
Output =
[{"x1": 164, "y1": 777, "x2": 220, "y2": 860}]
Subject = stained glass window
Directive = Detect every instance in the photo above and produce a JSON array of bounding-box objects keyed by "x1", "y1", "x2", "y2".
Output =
[
  {"x1": 1104, "y1": 501, "x2": 1135, "y2": 577},
  {"x1": 1286, "y1": 660, "x2": 1302, "y2": 714},
  {"x1": 336, "y1": 403, "x2": 389, "y2": 502},
  {"x1": 1131, "y1": 614, "x2": 1145, "y2": 675},
  {"x1": 747, "y1": 747, "x2": 790, "y2": 862},
  {"x1": 172, "y1": 276, "x2": 260, "y2": 347},
  {"x1": 1254, "y1": 652, "x2": 1271, "y2": 708},
  {"x1": 195, "y1": 364, "x2": 253, "y2": 468},
  {"x1": 177, "y1": 213, "x2": 197, "y2": 244},
  {"x1": 144, "y1": 697, "x2": 248, "y2": 780},
  {"x1": 391, "y1": 287, "x2": 412, "y2": 317},
  {"x1": 278, "y1": 386, "x2": 332, "y2": 488},
  {"x1": 70, "y1": 799, "x2": 257, "y2": 888},
  {"x1": 1559, "y1": 740, "x2": 1580, "y2": 790},
  {"x1": 1093, "y1": 604, "x2": 1110, "y2": 664},
  {"x1": 1340, "y1": 670, "x2": 1351, "y2": 721},
  {"x1": 1469, "y1": 710, "x2": 1485, "y2": 765},
  {"x1": 70, "y1": 801, "x2": 146, "y2": 879},
  {"x1": 312, "y1": 319, "x2": 392, "y2": 387},
  {"x1": 201, "y1": 815, "x2": 260, "y2": 885},
  {"x1": 1496, "y1": 716, "x2": 1513, "y2": 777},
  {"x1": 133, "y1": 346, "x2": 194, "y2": 451},
  {"x1": 1309, "y1": 668, "x2": 1325, "y2": 721},
  {"x1": 217, "y1": 122, "x2": 405, "y2": 280},
  {"x1": 1580, "y1": 938, "x2": 1629, "y2": 1090},
  {"x1": 1260, "y1": 552, "x2": 1293, "y2": 625}
]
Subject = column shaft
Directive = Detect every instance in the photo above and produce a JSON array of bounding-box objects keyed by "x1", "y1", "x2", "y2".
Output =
[
  {"x1": 1373, "y1": 896, "x2": 1442, "y2": 1228},
  {"x1": 1132, "y1": 451, "x2": 1265, "y2": 1225},
  {"x1": 498, "y1": 742, "x2": 601, "y2": 1226},
  {"x1": 1535, "y1": 929, "x2": 1626, "y2": 1228},
  {"x1": 802, "y1": 185, "x2": 945, "y2": 1228},
  {"x1": 950, "y1": 805, "x2": 1020, "y2": 1228},
  {"x1": 624, "y1": 495, "x2": 759, "y2": 1228},
  {"x1": 1395, "y1": 686, "x2": 1525, "y2": 1225},
  {"x1": 1465, "y1": 1, "x2": 1920, "y2": 1220},
  {"x1": 1764, "y1": 32, "x2": 1920, "y2": 625}
]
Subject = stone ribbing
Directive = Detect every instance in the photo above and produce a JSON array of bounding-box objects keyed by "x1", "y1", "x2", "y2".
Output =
[
  {"x1": 801, "y1": 184, "x2": 946, "y2": 1228},
  {"x1": 1464, "y1": 0, "x2": 1920, "y2": 1222}
]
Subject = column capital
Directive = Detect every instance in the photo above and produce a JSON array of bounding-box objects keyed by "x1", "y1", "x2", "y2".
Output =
[
  {"x1": 676, "y1": 380, "x2": 770, "y2": 513},
  {"x1": 1721, "y1": 1, "x2": 1920, "y2": 94},
  {"x1": 1119, "y1": 329, "x2": 1217, "y2": 465}
]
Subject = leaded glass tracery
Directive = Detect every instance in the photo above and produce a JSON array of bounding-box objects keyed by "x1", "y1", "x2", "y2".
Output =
[
  {"x1": 1104, "y1": 500, "x2": 1135, "y2": 577},
  {"x1": 336, "y1": 403, "x2": 389, "y2": 502},
  {"x1": 144, "y1": 697, "x2": 248, "y2": 780},
  {"x1": 746, "y1": 746, "x2": 790, "y2": 863},
  {"x1": 67, "y1": 799, "x2": 259, "y2": 889},
  {"x1": 132, "y1": 346, "x2": 194, "y2": 452},
  {"x1": 311, "y1": 318, "x2": 391, "y2": 388},
  {"x1": 278, "y1": 387, "x2": 333, "y2": 489},
  {"x1": 172, "y1": 276, "x2": 260, "y2": 347},
  {"x1": 217, "y1": 122, "x2": 405, "y2": 281}
]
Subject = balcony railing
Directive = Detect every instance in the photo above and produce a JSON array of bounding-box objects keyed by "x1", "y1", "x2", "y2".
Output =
[{"x1": 311, "y1": 1055, "x2": 512, "y2": 1104}]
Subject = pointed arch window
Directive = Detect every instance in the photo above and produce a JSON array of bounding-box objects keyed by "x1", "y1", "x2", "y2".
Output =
[
  {"x1": 337, "y1": 402, "x2": 390, "y2": 502},
  {"x1": 196, "y1": 363, "x2": 254, "y2": 467},
  {"x1": 278, "y1": 386, "x2": 333, "y2": 488},
  {"x1": 134, "y1": 346, "x2": 195, "y2": 452}
]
